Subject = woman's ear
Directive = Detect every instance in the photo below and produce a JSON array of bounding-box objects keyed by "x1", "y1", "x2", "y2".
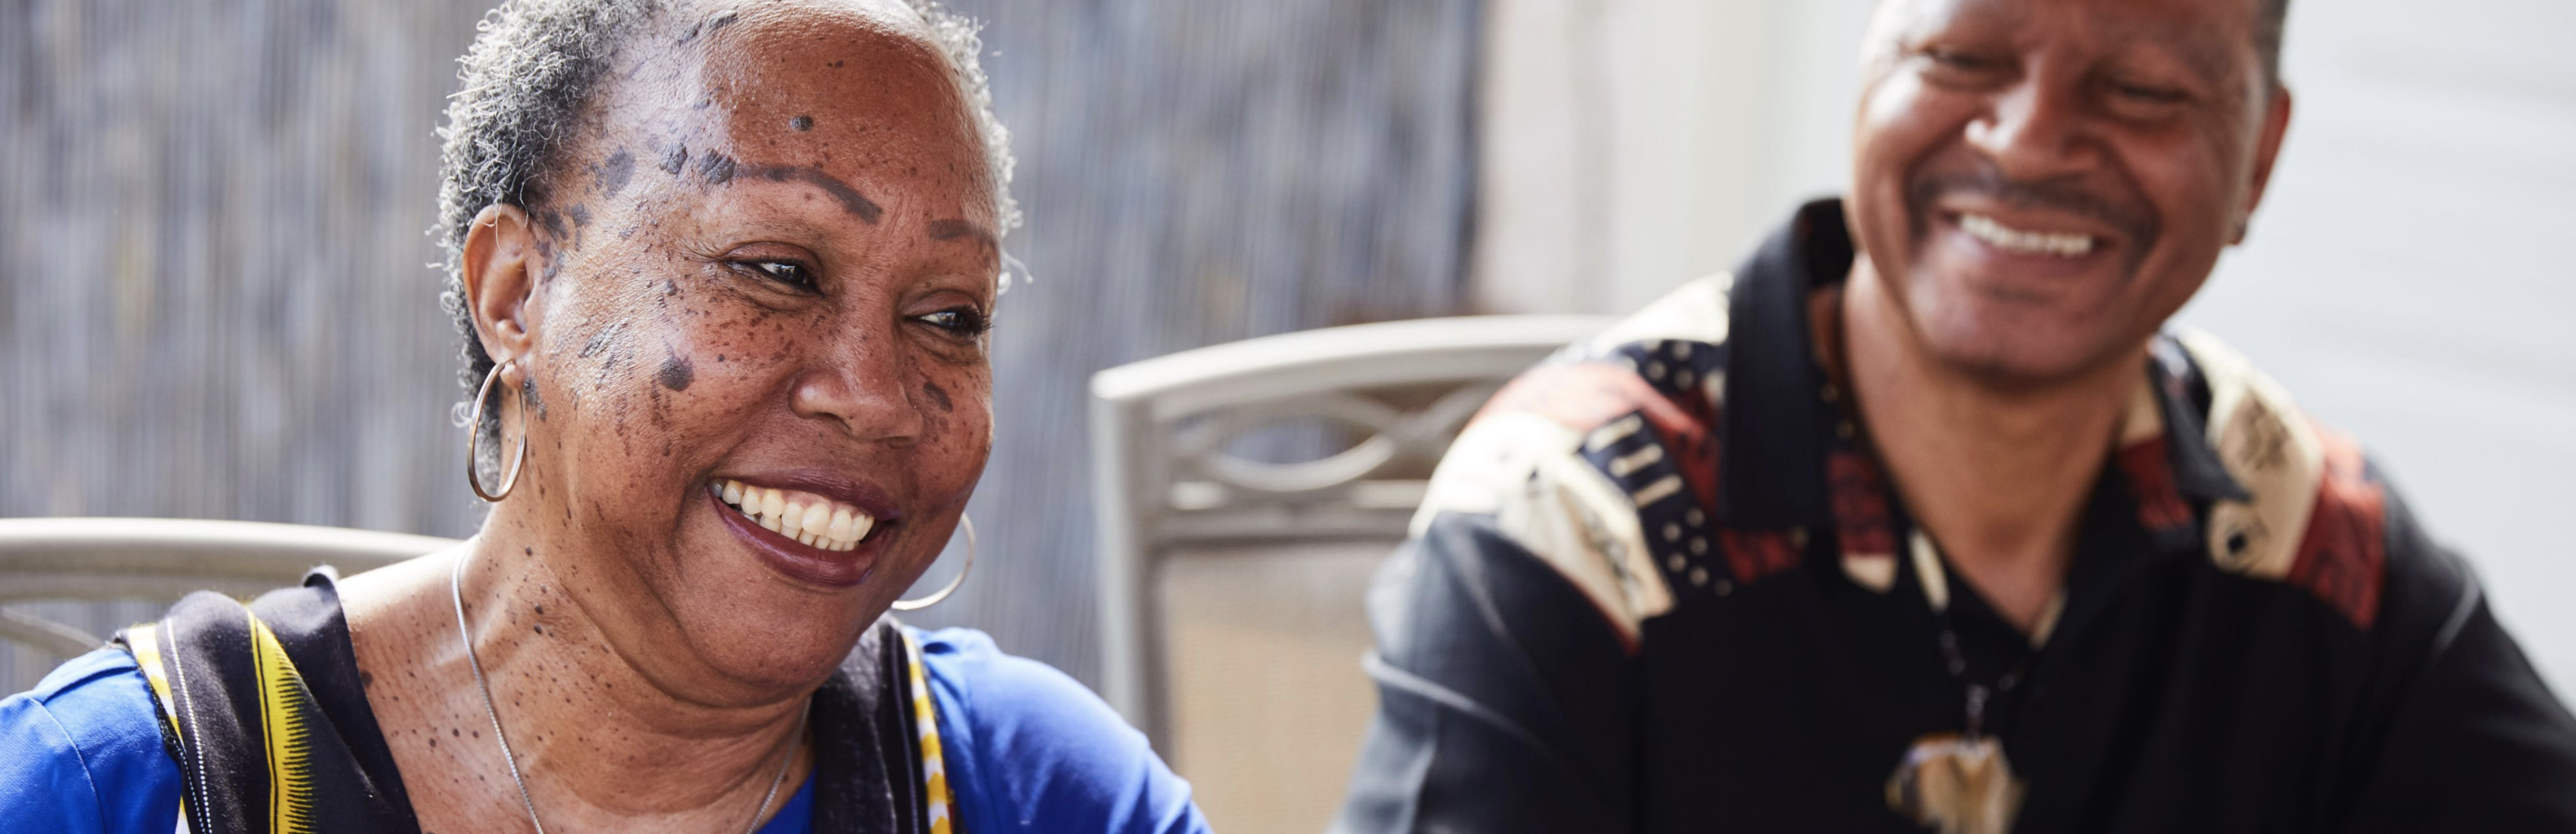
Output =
[{"x1": 462, "y1": 203, "x2": 548, "y2": 364}]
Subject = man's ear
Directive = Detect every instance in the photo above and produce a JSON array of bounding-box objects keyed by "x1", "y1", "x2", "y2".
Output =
[
  {"x1": 2234, "y1": 87, "x2": 2294, "y2": 245},
  {"x1": 462, "y1": 203, "x2": 548, "y2": 365}
]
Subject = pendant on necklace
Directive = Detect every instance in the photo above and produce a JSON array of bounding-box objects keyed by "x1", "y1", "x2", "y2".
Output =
[{"x1": 1885, "y1": 732, "x2": 2025, "y2": 834}]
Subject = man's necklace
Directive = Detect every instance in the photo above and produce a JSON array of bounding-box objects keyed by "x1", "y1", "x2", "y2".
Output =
[
  {"x1": 449, "y1": 550, "x2": 802, "y2": 834},
  {"x1": 1885, "y1": 534, "x2": 2034, "y2": 834},
  {"x1": 1817, "y1": 284, "x2": 2035, "y2": 832}
]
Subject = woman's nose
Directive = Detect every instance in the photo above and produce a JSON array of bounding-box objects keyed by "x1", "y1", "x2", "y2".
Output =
[{"x1": 789, "y1": 332, "x2": 926, "y2": 445}]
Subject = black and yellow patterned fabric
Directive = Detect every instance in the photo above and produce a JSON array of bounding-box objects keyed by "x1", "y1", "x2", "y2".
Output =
[
  {"x1": 117, "y1": 570, "x2": 418, "y2": 834},
  {"x1": 115, "y1": 569, "x2": 949, "y2": 834}
]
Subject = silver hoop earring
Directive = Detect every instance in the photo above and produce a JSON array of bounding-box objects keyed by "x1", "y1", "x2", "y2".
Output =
[
  {"x1": 892, "y1": 513, "x2": 975, "y2": 610},
  {"x1": 466, "y1": 358, "x2": 528, "y2": 503}
]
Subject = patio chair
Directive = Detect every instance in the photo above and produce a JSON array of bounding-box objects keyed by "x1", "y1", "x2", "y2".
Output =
[
  {"x1": 1091, "y1": 314, "x2": 1609, "y2": 834},
  {"x1": 0, "y1": 517, "x2": 457, "y2": 693}
]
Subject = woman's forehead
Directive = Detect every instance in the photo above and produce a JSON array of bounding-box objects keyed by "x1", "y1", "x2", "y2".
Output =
[{"x1": 572, "y1": 2, "x2": 993, "y2": 218}]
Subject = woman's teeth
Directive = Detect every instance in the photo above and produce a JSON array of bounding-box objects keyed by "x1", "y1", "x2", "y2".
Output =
[
  {"x1": 713, "y1": 479, "x2": 877, "y2": 551},
  {"x1": 1961, "y1": 213, "x2": 2097, "y2": 257}
]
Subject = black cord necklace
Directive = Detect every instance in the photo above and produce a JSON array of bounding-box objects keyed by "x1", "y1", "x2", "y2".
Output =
[
  {"x1": 1821, "y1": 283, "x2": 2034, "y2": 832},
  {"x1": 1887, "y1": 532, "x2": 2035, "y2": 834},
  {"x1": 1935, "y1": 587, "x2": 2031, "y2": 741}
]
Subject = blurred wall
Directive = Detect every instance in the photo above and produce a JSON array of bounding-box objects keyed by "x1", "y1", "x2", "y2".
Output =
[
  {"x1": 0, "y1": 0, "x2": 1477, "y2": 692},
  {"x1": 1475, "y1": 0, "x2": 2576, "y2": 698}
]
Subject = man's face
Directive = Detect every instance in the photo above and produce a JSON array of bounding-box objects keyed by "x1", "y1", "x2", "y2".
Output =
[{"x1": 1847, "y1": 0, "x2": 2291, "y2": 384}]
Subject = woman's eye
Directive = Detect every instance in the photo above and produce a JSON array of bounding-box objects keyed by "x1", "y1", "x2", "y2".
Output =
[
  {"x1": 741, "y1": 260, "x2": 816, "y2": 289},
  {"x1": 914, "y1": 308, "x2": 990, "y2": 338}
]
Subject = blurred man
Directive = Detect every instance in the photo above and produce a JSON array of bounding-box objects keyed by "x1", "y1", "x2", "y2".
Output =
[{"x1": 1334, "y1": 0, "x2": 2576, "y2": 831}]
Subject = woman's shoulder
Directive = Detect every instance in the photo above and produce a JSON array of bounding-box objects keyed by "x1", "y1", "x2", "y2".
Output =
[
  {"x1": 907, "y1": 627, "x2": 1210, "y2": 834},
  {"x1": 0, "y1": 649, "x2": 182, "y2": 833}
]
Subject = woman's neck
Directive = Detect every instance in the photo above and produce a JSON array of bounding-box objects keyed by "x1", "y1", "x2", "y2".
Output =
[
  {"x1": 1837, "y1": 264, "x2": 2144, "y2": 633},
  {"x1": 339, "y1": 529, "x2": 812, "y2": 832}
]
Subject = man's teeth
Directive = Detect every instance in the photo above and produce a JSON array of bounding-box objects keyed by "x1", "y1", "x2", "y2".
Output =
[
  {"x1": 711, "y1": 478, "x2": 877, "y2": 551},
  {"x1": 1960, "y1": 213, "x2": 2096, "y2": 257}
]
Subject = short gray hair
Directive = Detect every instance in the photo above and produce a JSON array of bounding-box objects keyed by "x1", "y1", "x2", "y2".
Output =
[{"x1": 433, "y1": 0, "x2": 1020, "y2": 403}]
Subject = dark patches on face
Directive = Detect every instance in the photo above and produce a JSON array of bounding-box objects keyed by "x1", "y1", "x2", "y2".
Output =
[
  {"x1": 596, "y1": 148, "x2": 635, "y2": 198},
  {"x1": 539, "y1": 209, "x2": 568, "y2": 240},
  {"x1": 790, "y1": 115, "x2": 813, "y2": 131},
  {"x1": 520, "y1": 375, "x2": 549, "y2": 420},
  {"x1": 658, "y1": 144, "x2": 689, "y2": 175},
  {"x1": 578, "y1": 321, "x2": 627, "y2": 359},
  {"x1": 698, "y1": 152, "x2": 736, "y2": 184},
  {"x1": 922, "y1": 380, "x2": 953, "y2": 413},
  {"x1": 828, "y1": 60, "x2": 845, "y2": 69},
  {"x1": 536, "y1": 239, "x2": 563, "y2": 285},
  {"x1": 645, "y1": 384, "x2": 674, "y2": 430},
  {"x1": 674, "y1": 10, "x2": 738, "y2": 46},
  {"x1": 657, "y1": 353, "x2": 694, "y2": 391},
  {"x1": 747, "y1": 164, "x2": 883, "y2": 224},
  {"x1": 568, "y1": 204, "x2": 591, "y2": 228}
]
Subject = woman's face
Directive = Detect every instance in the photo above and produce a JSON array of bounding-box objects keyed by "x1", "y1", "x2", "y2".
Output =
[{"x1": 467, "y1": 2, "x2": 998, "y2": 699}]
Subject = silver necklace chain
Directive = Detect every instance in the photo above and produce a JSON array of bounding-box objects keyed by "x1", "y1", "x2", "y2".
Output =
[{"x1": 450, "y1": 549, "x2": 803, "y2": 834}]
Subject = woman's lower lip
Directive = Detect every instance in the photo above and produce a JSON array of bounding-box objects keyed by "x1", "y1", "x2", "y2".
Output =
[{"x1": 711, "y1": 489, "x2": 881, "y2": 588}]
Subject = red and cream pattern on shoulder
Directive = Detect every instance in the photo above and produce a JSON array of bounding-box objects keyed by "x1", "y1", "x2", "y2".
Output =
[
  {"x1": 1406, "y1": 276, "x2": 1740, "y2": 648},
  {"x1": 2179, "y1": 330, "x2": 2389, "y2": 629}
]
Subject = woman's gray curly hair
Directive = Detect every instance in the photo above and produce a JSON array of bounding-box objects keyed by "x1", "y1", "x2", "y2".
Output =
[{"x1": 433, "y1": 0, "x2": 1020, "y2": 410}]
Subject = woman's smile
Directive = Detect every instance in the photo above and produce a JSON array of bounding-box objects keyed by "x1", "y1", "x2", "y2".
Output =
[{"x1": 709, "y1": 472, "x2": 906, "y2": 588}]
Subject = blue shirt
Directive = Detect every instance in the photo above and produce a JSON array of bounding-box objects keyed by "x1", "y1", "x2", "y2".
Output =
[{"x1": 0, "y1": 628, "x2": 1208, "y2": 834}]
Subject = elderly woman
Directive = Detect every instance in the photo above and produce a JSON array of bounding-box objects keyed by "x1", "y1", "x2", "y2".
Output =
[{"x1": 0, "y1": 2, "x2": 1208, "y2": 832}]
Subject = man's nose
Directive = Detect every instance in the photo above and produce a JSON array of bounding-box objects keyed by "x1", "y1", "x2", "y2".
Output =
[{"x1": 1964, "y1": 76, "x2": 2096, "y2": 183}]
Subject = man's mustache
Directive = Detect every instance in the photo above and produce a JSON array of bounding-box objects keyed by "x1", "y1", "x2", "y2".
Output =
[{"x1": 1906, "y1": 160, "x2": 2161, "y2": 251}]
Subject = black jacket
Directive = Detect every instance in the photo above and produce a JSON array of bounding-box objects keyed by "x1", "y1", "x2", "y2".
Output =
[{"x1": 1334, "y1": 200, "x2": 2576, "y2": 832}]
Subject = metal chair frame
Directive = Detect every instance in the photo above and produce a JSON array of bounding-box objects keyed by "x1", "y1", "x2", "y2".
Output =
[
  {"x1": 0, "y1": 517, "x2": 458, "y2": 658},
  {"x1": 1089, "y1": 314, "x2": 1609, "y2": 752}
]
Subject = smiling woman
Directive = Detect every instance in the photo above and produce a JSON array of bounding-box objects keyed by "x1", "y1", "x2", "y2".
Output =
[{"x1": 0, "y1": 2, "x2": 1205, "y2": 833}]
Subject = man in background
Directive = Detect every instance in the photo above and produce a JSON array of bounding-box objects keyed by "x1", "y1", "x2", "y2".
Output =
[{"x1": 1334, "y1": 0, "x2": 2576, "y2": 831}]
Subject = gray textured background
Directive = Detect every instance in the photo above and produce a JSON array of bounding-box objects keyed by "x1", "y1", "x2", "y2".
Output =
[{"x1": 0, "y1": 0, "x2": 1478, "y2": 692}]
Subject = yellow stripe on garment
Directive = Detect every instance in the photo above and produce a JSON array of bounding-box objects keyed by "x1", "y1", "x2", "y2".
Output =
[
  {"x1": 125, "y1": 623, "x2": 184, "y2": 741},
  {"x1": 247, "y1": 612, "x2": 319, "y2": 834},
  {"x1": 901, "y1": 631, "x2": 955, "y2": 834},
  {"x1": 124, "y1": 623, "x2": 194, "y2": 827}
]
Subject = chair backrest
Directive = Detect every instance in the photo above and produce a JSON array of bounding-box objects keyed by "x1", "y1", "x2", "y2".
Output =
[
  {"x1": 0, "y1": 517, "x2": 459, "y2": 693},
  {"x1": 1090, "y1": 314, "x2": 1608, "y2": 833}
]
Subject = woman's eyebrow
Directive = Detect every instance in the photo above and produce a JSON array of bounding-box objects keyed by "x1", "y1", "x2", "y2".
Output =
[
  {"x1": 741, "y1": 163, "x2": 884, "y2": 224},
  {"x1": 926, "y1": 219, "x2": 997, "y2": 248}
]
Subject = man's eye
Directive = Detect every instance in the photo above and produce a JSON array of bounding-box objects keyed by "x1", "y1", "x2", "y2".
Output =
[
  {"x1": 1923, "y1": 48, "x2": 1999, "y2": 71},
  {"x1": 1917, "y1": 47, "x2": 2012, "y2": 87},
  {"x1": 2111, "y1": 82, "x2": 2189, "y2": 104},
  {"x1": 914, "y1": 308, "x2": 991, "y2": 338}
]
